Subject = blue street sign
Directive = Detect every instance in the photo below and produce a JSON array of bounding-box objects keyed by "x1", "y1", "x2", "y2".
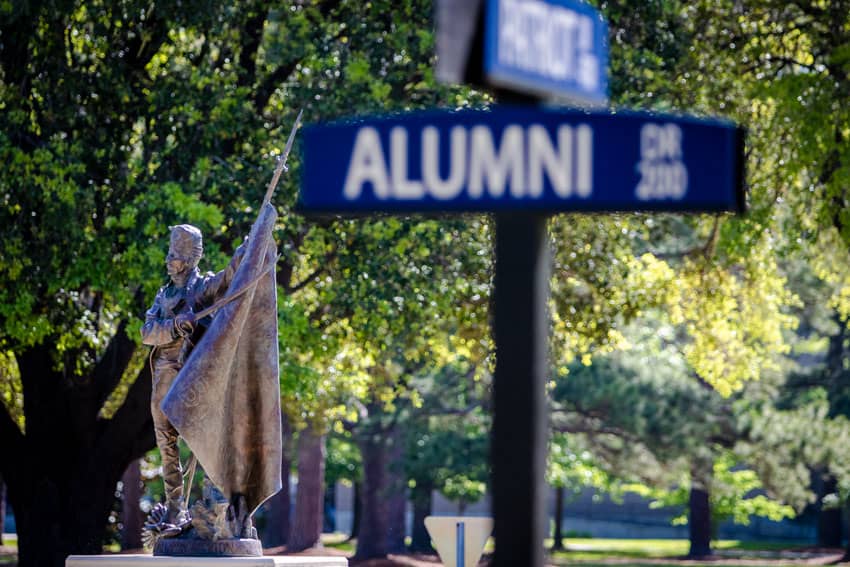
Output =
[
  {"x1": 299, "y1": 106, "x2": 744, "y2": 214},
  {"x1": 484, "y1": 0, "x2": 609, "y2": 104}
]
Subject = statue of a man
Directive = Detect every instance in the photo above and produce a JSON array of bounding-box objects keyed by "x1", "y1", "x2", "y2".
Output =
[{"x1": 141, "y1": 225, "x2": 245, "y2": 536}]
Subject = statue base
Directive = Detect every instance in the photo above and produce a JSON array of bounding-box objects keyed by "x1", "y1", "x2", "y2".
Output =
[
  {"x1": 154, "y1": 538, "x2": 263, "y2": 557},
  {"x1": 67, "y1": 554, "x2": 348, "y2": 566}
]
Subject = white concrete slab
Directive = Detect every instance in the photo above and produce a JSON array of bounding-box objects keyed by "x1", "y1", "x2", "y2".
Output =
[{"x1": 66, "y1": 555, "x2": 347, "y2": 567}]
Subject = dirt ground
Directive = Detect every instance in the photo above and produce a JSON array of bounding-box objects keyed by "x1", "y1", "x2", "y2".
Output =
[
  {"x1": 266, "y1": 545, "x2": 448, "y2": 566},
  {"x1": 267, "y1": 545, "x2": 486, "y2": 565}
]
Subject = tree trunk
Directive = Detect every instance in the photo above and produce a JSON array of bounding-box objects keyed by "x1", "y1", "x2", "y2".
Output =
[
  {"x1": 843, "y1": 499, "x2": 850, "y2": 560},
  {"x1": 688, "y1": 486, "x2": 712, "y2": 558},
  {"x1": 1, "y1": 337, "x2": 154, "y2": 567},
  {"x1": 354, "y1": 421, "x2": 395, "y2": 560},
  {"x1": 347, "y1": 481, "x2": 361, "y2": 542},
  {"x1": 817, "y1": 474, "x2": 842, "y2": 547},
  {"x1": 385, "y1": 426, "x2": 407, "y2": 555},
  {"x1": 288, "y1": 427, "x2": 326, "y2": 552},
  {"x1": 409, "y1": 481, "x2": 434, "y2": 553},
  {"x1": 263, "y1": 412, "x2": 293, "y2": 548},
  {"x1": 0, "y1": 475, "x2": 6, "y2": 546},
  {"x1": 120, "y1": 460, "x2": 143, "y2": 550},
  {"x1": 551, "y1": 485, "x2": 565, "y2": 551}
]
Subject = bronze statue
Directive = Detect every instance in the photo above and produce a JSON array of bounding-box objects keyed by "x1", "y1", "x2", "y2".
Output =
[
  {"x1": 140, "y1": 205, "x2": 281, "y2": 556},
  {"x1": 141, "y1": 224, "x2": 245, "y2": 536},
  {"x1": 140, "y1": 112, "x2": 301, "y2": 556}
]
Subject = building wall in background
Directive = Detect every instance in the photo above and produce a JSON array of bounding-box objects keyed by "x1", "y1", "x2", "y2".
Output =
[{"x1": 332, "y1": 483, "x2": 816, "y2": 541}]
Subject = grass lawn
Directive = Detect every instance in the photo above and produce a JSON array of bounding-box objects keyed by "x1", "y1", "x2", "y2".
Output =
[
  {"x1": 326, "y1": 534, "x2": 828, "y2": 566},
  {"x1": 0, "y1": 534, "x2": 17, "y2": 565},
  {"x1": 546, "y1": 538, "x2": 828, "y2": 566},
  {"x1": 322, "y1": 532, "x2": 356, "y2": 554},
  {"x1": 550, "y1": 538, "x2": 728, "y2": 559}
]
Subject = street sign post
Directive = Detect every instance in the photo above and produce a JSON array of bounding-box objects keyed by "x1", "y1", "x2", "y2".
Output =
[{"x1": 300, "y1": 107, "x2": 744, "y2": 214}]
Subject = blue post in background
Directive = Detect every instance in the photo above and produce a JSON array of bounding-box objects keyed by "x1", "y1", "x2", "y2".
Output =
[{"x1": 457, "y1": 521, "x2": 465, "y2": 567}]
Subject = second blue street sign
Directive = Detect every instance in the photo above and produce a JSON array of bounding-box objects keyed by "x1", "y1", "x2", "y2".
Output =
[{"x1": 300, "y1": 106, "x2": 745, "y2": 214}]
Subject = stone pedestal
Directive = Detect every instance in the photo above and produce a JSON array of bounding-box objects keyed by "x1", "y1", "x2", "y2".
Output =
[
  {"x1": 154, "y1": 538, "x2": 263, "y2": 557},
  {"x1": 66, "y1": 555, "x2": 348, "y2": 567}
]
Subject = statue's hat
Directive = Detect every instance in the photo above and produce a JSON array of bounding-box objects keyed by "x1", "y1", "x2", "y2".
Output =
[{"x1": 168, "y1": 224, "x2": 203, "y2": 265}]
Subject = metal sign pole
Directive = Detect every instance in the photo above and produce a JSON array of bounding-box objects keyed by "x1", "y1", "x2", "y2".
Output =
[
  {"x1": 491, "y1": 211, "x2": 550, "y2": 567},
  {"x1": 456, "y1": 521, "x2": 465, "y2": 567}
]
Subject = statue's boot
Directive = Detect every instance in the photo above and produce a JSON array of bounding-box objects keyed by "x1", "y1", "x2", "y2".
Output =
[{"x1": 159, "y1": 500, "x2": 191, "y2": 538}]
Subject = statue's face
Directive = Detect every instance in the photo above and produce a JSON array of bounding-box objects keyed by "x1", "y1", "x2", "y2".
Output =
[{"x1": 166, "y1": 250, "x2": 190, "y2": 281}]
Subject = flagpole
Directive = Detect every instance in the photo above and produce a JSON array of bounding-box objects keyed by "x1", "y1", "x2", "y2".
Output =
[{"x1": 263, "y1": 109, "x2": 303, "y2": 206}]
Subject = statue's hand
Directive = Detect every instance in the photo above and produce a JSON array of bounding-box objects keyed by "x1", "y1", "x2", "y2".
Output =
[
  {"x1": 174, "y1": 312, "x2": 195, "y2": 335},
  {"x1": 235, "y1": 236, "x2": 250, "y2": 258}
]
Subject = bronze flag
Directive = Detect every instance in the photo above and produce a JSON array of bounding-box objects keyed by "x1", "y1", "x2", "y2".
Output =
[{"x1": 162, "y1": 203, "x2": 282, "y2": 515}]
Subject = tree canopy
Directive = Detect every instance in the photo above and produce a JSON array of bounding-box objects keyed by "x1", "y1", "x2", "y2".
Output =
[{"x1": 4, "y1": 0, "x2": 850, "y2": 563}]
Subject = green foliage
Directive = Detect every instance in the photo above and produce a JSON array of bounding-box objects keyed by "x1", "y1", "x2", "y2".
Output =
[
  {"x1": 638, "y1": 0, "x2": 850, "y2": 322},
  {"x1": 547, "y1": 433, "x2": 617, "y2": 493},
  {"x1": 325, "y1": 432, "x2": 362, "y2": 486},
  {"x1": 544, "y1": 2, "x2": 850, "y2": 537},
  {"x1": 552, "y1": 319, "x2": 732, "y2": 465},
  {"x1": 0, "y1": 350, "x2": 22, "y2": 431},
  {"x1": 549, "y1": 215, "x2": 797, "y2": 397},
  {"x1": 259, "y1": 1, "x2": 492, "y2": 432},
  {"x1": 441, "y1": 475, "x2": 486, "y2": 508},
  {"x1": 549, "y1": 317, "x2": 822, "y2": 526},
  {"x1": 668, "y1": 244, "x2": 798, "y2": 397},
  {"x1": 630, "y1": 453, "x2": 794, "y2": 527},
  {"x1": 735, "y1": 395, "x2": 850, "y2": 511},
  {"x1": 0, "y1": 0, "x2": 496, "y2": 443},
  {"x1": 405, "y1": 361, "x2": 491, "y2": 508}
]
